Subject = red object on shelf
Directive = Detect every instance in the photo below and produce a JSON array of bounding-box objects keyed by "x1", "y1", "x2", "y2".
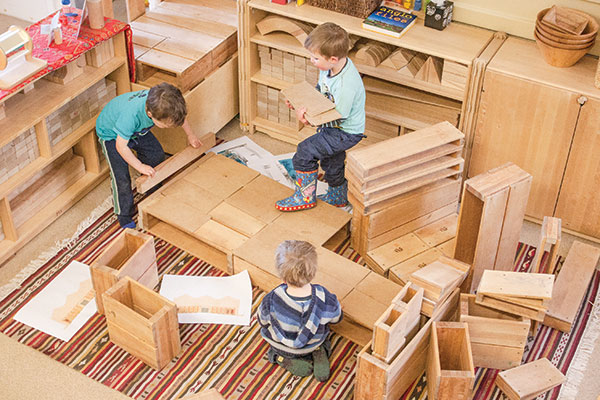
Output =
[
  {"x1": 0, "y1": 12, "x2": 134, "y2": 102},
  {"x1": 271, "y1": 0, "x2": 291, "y2": 4}
]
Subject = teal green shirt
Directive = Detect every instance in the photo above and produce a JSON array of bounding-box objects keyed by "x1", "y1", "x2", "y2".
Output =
[
  {"x1": 317, "y1": 58, "x2": 365, "y2": 135},
  {"x1": 95, "y1": 90, "x2": 154, "y2": 141}
]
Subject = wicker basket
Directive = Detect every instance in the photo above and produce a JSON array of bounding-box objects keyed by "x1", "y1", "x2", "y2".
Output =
[{"x1": 305, "y1": 0, "x2": 381, "y2": 19}]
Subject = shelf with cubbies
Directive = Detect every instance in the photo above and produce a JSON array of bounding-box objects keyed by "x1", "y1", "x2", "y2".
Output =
[
  {"x1": 238, "y1": 0, "x2": 500, "y2": 151},
  {"x1": 0, "y1": 31, "x2": 131, "y2": 265}
]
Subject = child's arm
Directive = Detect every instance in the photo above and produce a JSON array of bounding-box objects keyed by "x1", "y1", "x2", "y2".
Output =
[
  {"x1": 115, "y1": 136, "x2": 156, "y2": 177},
  {"x1": 182, "y1": 117, "x2": 202, "y2": 148}
]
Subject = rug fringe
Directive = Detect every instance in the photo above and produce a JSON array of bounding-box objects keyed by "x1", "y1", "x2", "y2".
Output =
[
  {"x1": 558, "y1": 285, "x2": 600, "y2": 400},
  {"x1": 0, "y1": 195, "x2": 114, "y2": 302}
]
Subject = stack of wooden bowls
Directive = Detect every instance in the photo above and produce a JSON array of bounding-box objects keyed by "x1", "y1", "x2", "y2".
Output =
[{"x1": 535, "y1": 6, "x2": 598, "y2": 67}]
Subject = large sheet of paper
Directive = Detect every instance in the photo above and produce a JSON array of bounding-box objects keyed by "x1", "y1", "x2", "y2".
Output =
[
  {"x1": 14, "y1": 261, "x2": 97, "y2": 342},
  {"x1": 160, "y1": 270, "x2": 253, "y2": 325}
]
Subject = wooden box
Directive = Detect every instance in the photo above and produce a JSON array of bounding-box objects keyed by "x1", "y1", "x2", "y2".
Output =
[
  {"x1": 102, "y1": 277, "x2": 181, "y2": 370},
  {"x1": 460, "y1": 294, "x2": 529, "y2": 370},
  {"x1": 427, "y1": 321, "x2": 474, "y2": 400},
  {"x1": 409, "y1": 256, "x2": 470, "y2": 303},
  {"x1": 91, "y1": 228, "x2": 158, "y2": 314}
]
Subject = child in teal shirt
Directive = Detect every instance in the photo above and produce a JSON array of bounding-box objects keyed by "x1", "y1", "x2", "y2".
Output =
[{"x1": 96, "y1": 83, "x2": 201, "y2": 228}]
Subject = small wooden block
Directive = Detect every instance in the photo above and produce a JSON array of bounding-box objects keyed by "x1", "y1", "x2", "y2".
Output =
[{"x1": 496, "y1": 358, "x2": 565, "y2": 400}]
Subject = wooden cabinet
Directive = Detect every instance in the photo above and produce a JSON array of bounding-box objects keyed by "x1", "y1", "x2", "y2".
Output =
[
  {"x1": 238, "y1": 0, "x2": 496, "y2": 147},
  {"x1": 470, "y1": 37, "x2": 600, "y2": 238},
  {"x1": 0, "y1": 32, "x2": 130, "y2": 265}
]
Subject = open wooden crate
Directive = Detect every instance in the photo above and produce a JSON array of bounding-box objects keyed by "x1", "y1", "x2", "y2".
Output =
[
  {"x1": 103, "y1": 277, "x2": 181, "y2": 370},
  {"x1": 91, "y1": 228, "x2": 158, "y2": 314}
]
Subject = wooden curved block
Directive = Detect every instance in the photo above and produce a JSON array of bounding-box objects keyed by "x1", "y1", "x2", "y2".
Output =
[
  {"x1": 355, "y1": 41, "x2": 394, "y2": 67},
  {"x1": 256, "y1": 15, "x2": 313, "y2": 45}
]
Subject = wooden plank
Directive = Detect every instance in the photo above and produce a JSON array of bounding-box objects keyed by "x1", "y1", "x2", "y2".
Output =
[
  {"x1": 413, "y1": 213, "x2": 458, "y2": 247},
  {"x1": 354, "y1": 271, "x2": 404, "y2": 306},
  {"x1": 135, "y1": 133, "x2": 216, "y2": 193},
  {"x1": 142, "y1": 195, "x2": 210, "y2": 233},
  {"x1": 366, "y1": 233, "x2": 430, "y2": 275},
  {"x1": 470, "y1": 342, "x2": 525, "y2": 371},
  {"x1": 341, "y1": 288, "x2": 389, "y2": 329},
  {"x1": 183, "y1": 154, "x2": 260, "y2": 200},
  {"x1": 194, "y1": 219, "x2": 248, "y2": 252},
  {"x1": 161, "y1": 178, "x2": 222, "y2": 215},
  {"x1": 347, "y1": 121, "x2": 464, "y2": 180},
  {"x1": 496, "y1": 358, "x2": 565, "y2": 400},
  {"x1": 389, "y1": 248, "x2": 443, "y2": 285},
  {"x1": 543, "y1": 241, "x2": 600, "y2": 332},
  {"x1": 475, "y1": 293, "x2": 546, "y2": 322},
  {"x1": 478, "y1": 270, "x2": 555, "y2": 300},
  {"x1": 225, "y1": 174, "x2": 293, "y2": 224},
  {"x1": 208, "y1": 202, "x2": 266, "y2": 237}
]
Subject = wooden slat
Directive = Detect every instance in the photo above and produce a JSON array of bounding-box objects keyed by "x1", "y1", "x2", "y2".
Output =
[
  {"x1": 135, "y1": 132, "x2": 216, "y2": 193},
  {"x1": 543, "y1": 241, "x2": 600, "y2": 332},
  {"x1": 496, "y1": 358, "x2": 565, "y2": 400},
  {"x1": 478, "y1": 270, "x2": 555, "y2": 300}
]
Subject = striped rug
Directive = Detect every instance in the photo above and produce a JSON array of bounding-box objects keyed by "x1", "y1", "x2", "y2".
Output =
[{"x1": 0, "y1": 197, "x2": 597, "y2": 400}]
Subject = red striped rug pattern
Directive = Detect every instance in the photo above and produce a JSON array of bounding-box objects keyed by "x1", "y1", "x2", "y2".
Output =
[{"x1": 0, "y1": 200, "x2": 596, "y2": 399}]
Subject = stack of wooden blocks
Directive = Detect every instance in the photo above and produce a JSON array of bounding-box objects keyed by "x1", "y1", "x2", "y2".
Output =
[
  {"x1": 8, "y1": 152, "x2": 86, "y2": 229},
  {"x1": 363, "y1": 77, "x2": 462, "y2": 133},
  {"x1": 347, "y1": 121, "x2": 464, "y2": 259},
  {"x1": 408, "y1": 256, "x2": 469, "y2": 317},
  {"x1": 460, "y1": 294, "x2": 530, "y2": 370},
  {"x1": 476, "y1": 270, "x2": 554, "y2": 323},
  {"x1": 257, "y1": 45, "x2": 318, "y2": 86},
  {"x1": 256, "y1": 84, "x2": 302, "y2": 129},
  {"x1": 46, "y1": 79, "x2": 117, "y2": 146},
  {"x1": 0, "y1": 127, "x2": 39, "y2": 185}
]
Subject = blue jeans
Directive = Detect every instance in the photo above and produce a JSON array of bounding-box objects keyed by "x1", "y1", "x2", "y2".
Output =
[
  {"x1": 99, "y1": 131, "x2": 164, "y2": 226},
  {"x1": 292, "y1": 127, "x2": 363, "y2": 187}
]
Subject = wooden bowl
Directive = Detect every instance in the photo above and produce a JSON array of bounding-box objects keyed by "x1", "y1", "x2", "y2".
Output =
[
  {"x1": 535, "y1": 26, "x2": 595, "y2": 49},
  {"x1": 535, "y1": 32, "x2": 592, "y2": 67},
  {"x1": 536, "y1": 22, "x2": 596, "y2": 45},
  {"x1": 536, "y1": 8, "x2": 599, "y2": 40}
]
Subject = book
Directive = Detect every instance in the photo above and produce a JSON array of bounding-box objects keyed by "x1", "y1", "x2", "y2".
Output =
[{"x1": 362, "y1": 2, "x2": 417, "y2": 38}]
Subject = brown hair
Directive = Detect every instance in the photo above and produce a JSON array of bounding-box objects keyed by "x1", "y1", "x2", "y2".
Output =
[
  {"x1": 304, "y1": 22, "x2": 350, "y2": 59},
  {"x1": 146, "y1": 82, "x2": 187, "y2": 126},
  {"x1": 275, "y1": 240, "x2": 317, "y2": 287}
]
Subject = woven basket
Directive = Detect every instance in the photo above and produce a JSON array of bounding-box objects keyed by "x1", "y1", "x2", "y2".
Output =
[{"x1": 305, "y1": 0, "x2": 381, "y2": 19}]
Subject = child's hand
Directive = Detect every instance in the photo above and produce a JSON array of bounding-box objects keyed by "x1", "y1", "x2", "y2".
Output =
[
  {"x1": 296, "y1": 107, "x2": 309, "y2": 125},
  {"x1": 139, "y1": 164, "x2": 156, "y2": 178},
  {"x1": 285, "y1": 99, "x2": 294, "y2": 110},
  {"x1": 187, "y1": 134, "x2": 202, "y2": 148}
]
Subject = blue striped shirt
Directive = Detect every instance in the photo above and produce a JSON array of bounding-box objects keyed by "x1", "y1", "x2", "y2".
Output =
[{"x1": 258, "y1": 284, "x2": 342, "y2": 355}]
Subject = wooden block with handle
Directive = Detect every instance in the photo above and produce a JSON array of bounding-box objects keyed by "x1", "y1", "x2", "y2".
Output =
[
  {"x1": 136, "y1": 132, "x2": 216, "y2": 193},
  {"x1": 496, "y1": 358, "x2": 565, "y2": 400}
]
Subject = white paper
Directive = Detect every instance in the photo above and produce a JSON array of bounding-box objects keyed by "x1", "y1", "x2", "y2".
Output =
[
  {"x1": 210, "y1": 136, "x2": 273, "y2": 164},
  {"x1": 160, "y1": 270, "x2": 253, "y2": 326},
  {"x1": 14, "y1": 261, "x2": 97, "y2": 342}
]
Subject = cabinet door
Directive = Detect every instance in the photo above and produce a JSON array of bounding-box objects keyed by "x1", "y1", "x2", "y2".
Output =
[
  {"x1": 469, "y1": 70, "x2": 579, "y2": 219},
  {"x1": 555, "y1": 97, "x2": 600, "y2": 237}
]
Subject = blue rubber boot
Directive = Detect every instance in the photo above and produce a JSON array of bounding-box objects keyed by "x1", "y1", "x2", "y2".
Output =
[
  {"x1": 276, "y1": 170, "x2": 317, "y2": 212},
  {"x1": 317, "y1": 181, "x2": 348, "y2": 207}
]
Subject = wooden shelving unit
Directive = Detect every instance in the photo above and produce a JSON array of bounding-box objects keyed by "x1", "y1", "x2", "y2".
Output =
[
  {"x1": 238, "y1": 0, "x2": 499, "y2": 147},
  {"x1": 0, "y1": 31, "x2": 131, "y2": 265}
]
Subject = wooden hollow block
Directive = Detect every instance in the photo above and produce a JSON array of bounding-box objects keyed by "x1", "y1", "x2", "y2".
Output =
[
  {"x1": 477, "y1": 270, "x2": 554, "y2": 300},
  {"x1": 427, "y1": 321, "x2": 475, "y2": 400},
  {"x1": 413, "y1": 213, "x2": 458, "y2": 247},
  {"x1": 409, "y1": 256, "x2": 470, "y2": 303},
  {"x1": 91, "y1": 228, "x2": 158, "y2": 314},
  {"x1": 496, "y1": 358, "x2": 565, "y2": 400},
  {"x1": 365, "y1": 233, "x2": 430, "y2": 275},
  {"x1": 475, "y1": 293, "x2": 546, "y2": 322},
  {"x1": 389, "y1": 248, "x2": 444, "y2": 286},
  {"x1": 460, "y1": 294, "x2": 529, "y2": 370},
  {"x1": 103, "y1": 277, "x2": 181, "y2": 370}
]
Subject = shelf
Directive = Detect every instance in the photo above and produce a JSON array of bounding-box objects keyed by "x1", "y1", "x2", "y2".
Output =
[
  {"x1": 253, "y1": 116, "x2": 316, "y2": 145},
  {"x1": 251, "y1": 72, "x2": 294, "y2": 90},
  {"x1": 248, "y1": 0, "x2": 494, "y2": 65},
  {"x1": 0, "y1": 115, "x2": 98, "y2": 199},
  {"x1": 0, "y1": 164, "x2": 108, "y2": 265},
  {"x1": 250, "y1": 30, "x2": 464, "y2": 100},
  {"x1": 0, "y1": 57, "x2": 126, "y2": 149},
  {"x1": 365, "y1": 104, "x2": 430, "y2": 131},
  {"x1": 251, "y1": 32, "x2": 311, "y2": 58},
  {"x1": 354, "y1": 58, "x2": 464, "y2": 101}
]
